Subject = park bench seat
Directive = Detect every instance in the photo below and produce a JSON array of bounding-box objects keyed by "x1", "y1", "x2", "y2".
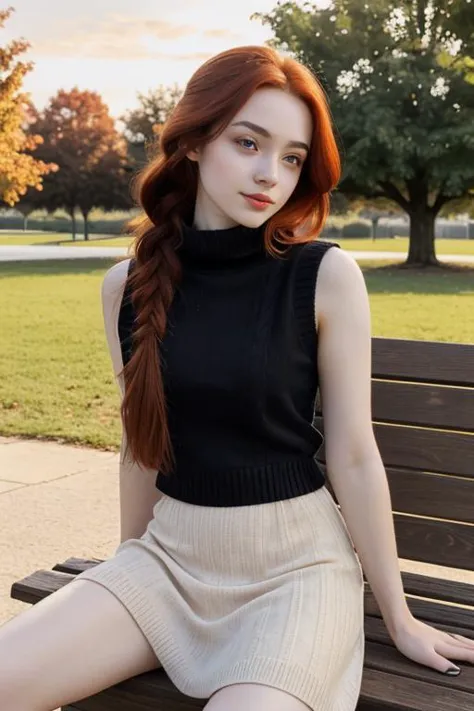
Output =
[{"x1": 11, "y1": 337, "x2": 474, "y2": 710}]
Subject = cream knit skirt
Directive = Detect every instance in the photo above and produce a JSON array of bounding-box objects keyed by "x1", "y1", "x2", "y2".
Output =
[{"x1": 73, "y1": 485, "x2": 365, "y2": 710}]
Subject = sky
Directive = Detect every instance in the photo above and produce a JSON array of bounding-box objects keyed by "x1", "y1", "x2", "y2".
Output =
[{"x1": 3, "y1": 0, "x2": 324, "y2": 119}]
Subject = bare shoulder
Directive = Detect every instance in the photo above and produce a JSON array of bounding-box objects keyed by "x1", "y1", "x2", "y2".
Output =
[
  {"x1": 101, "y1": 258, "x2": 132, "y2": 393},
  {"x1": 315, "y1": 245, "x2": 369, "y2": 329},
  {"x1": 102, "y1": 258, "x2": 132, "y2": 307}
]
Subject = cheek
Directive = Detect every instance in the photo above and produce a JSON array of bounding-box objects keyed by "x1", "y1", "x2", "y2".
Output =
[{"x1": 199, "y1": 143, "x2": 237, "y2": 191}]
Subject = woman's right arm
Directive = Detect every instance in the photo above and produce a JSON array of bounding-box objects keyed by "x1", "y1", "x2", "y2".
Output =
[{"x1": 102, "y1": 259, "x2": 162, "y2": 543}]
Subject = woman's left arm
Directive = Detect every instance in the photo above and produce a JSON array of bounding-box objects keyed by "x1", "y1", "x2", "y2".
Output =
[{"x1": 314, "y1": 246, "x2": 474, "y2": 675}]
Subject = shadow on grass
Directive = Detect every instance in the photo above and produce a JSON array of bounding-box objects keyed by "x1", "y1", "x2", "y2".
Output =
[
  {"x1": 359, "y1": 261, "x2": 474, "y2": 295},
  {"x1": 0, "y1": 258, "x2": 125, "y2": 278}
]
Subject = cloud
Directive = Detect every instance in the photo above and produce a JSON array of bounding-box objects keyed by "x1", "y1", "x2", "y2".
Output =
[{"x1": 28, "y1": 13, "x2": 242, "y2": 60}]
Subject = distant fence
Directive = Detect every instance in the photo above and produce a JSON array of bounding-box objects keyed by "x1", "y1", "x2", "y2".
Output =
[{"x1": 1, "y1": 214, "x2": 473, "y2": 240}]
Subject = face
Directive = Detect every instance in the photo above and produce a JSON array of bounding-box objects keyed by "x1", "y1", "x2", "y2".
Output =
[{"x1": 186, "y1": 87, "x2": 313, "y2": 230}]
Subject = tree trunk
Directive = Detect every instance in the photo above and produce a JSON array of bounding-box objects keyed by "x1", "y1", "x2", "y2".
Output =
[
  {"x1": 23, "y1": 214, "x2": 28, "y2": 231},
  {"x1": 82, "y1": 211, "x2": 89, "y2": 241},
  {"x1": 406, "y1": 208, "x2": 438, "y2": 266},
  {"x1": 70, "y1": 210, "x2": 77, "y2": 241}
]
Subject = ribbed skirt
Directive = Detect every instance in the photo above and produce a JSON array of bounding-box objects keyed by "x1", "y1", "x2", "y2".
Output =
[{"x1": 73, "y1": 485, "x2": 365, "y2": 710}]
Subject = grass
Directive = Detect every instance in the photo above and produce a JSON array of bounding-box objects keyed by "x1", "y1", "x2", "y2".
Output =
[
  {"x1": 1, "y1": 231, "x2": 474, "y2": 257},
  {"x1": 335, "y1": 237, "x2": 474, "y2": 255},
  {"x1": 0, "y1": 258, "x2": 473, "y2": 450}
]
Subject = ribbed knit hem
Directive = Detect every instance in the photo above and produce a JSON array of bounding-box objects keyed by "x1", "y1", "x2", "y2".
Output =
[
  {"x1": 293, "y1": 241, "x2": 340, "y2": 355},
  {"x1": 72, "y1": 567, "x2": 338, "y2": 709},
  {"x1": 156, "y1": 457, "x2": 326, "y2": 506},
  {"x1": 73, "y1": 562, "x2": 195, "y2": 680}
]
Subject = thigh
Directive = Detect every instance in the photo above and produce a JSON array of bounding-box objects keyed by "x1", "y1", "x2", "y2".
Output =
[
  {"x1": 205, "y1": 683, "x2": 312, "y2": 711},
  {"x1": 0, "y1": 578, "x2": 160, "y2": 711}
]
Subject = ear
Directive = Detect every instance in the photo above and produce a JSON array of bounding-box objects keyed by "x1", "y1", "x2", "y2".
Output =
[{"x1": 186, "y1": 148, "x2": 200, "y2": 162}]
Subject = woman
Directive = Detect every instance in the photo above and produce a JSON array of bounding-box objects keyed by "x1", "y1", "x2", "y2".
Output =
[{"x1": 1, "y1": 44, "x2": 472, "y2": 711}]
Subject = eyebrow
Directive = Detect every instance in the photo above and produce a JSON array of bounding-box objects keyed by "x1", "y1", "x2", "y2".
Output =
[{"x1": 230, "y1": 120, "x2": 310, "y2": 152}]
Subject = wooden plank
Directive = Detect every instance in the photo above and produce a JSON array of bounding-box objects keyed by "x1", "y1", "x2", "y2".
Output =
[
  {"x1": 371, "y1": 381, "x2": 474, "y2": 432},
  {"x1": 359, "y1": 667, "x2": 474, "y2": 711},
  {"x1": 364, "y1": 639, "x2": 474, "y2": 695},
  {"x1": 317, "y1": 382, "x2": 474, "y2": 432},
  {"x1": 386, "y1": 469, "x2": 474, "y2": 523},
  {"x1": 365, "y1": 590, "x2": 474, "y2": 631},
  {"x1": 399, "y1": 571, "x2": 474, "y2": 607},
  {"x1": 365, "y1": 614, "x2": 474, "y2": 648},
  {"x1": 314, "y1": 418, "x2": 474, "y2": 477},
  {"x1": 10, "y1": 569, "x2": 75, "y2": 604},
  {"x1": 393, "y1": 514, "x2": 474, "y2": 571},
  {"x1": 371, "y1": 338, "x2": 474, "y2": 387},
  {"x1": 53, "y1": 558, "x2": 103, "y2": 574}
]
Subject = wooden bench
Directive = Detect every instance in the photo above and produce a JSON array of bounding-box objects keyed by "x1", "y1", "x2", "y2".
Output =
[{"x1": 10, "y1": 337, "x2": 474, "y2": 710}]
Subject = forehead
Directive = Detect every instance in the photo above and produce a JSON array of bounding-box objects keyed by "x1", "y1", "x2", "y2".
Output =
[{"x1": 229, "y1": 87, "x2": 313, "y2": 144}]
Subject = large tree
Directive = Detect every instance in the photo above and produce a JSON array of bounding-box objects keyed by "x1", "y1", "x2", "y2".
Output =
[
  {"x1": 120, "y1": 85, "x2": 182, "y2": 167},
  {"x1": 253, "y1": 0, "x2": 474, "y2": 266},
  {"x1": 0, "y1": 7, "x2": 56, "y2": 206},
  {"x1": 31, "y1": 88, "x2": 132, "y2": 239}
]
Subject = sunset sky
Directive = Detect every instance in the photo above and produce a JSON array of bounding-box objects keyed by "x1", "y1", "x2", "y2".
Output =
[{"x1": 4, "y1": 0, "x2": 325, "y2": 119}]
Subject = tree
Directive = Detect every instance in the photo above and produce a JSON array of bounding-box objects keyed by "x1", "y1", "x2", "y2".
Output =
[
  {"x1": 31, "y1": 88, "x2": 132, "y2": 239},
  {"x1": 0, "y1": 7, "x2": 56, "y2": 206},
  {"x1": 120, "y1": 85, "x2": 182, "y2": 167},
  {"x1": 253, "y1": 0, "x2": 474, "y2": 266}
]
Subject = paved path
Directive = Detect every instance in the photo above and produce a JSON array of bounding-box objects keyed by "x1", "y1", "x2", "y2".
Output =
[{"x1": 0, "y1": 244, "x2": 473, "y2": 263}]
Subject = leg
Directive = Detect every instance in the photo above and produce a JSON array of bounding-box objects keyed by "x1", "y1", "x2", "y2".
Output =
[
  {"x1": 204, "y1": 683, "x2": 312, "y2": 711},
  {"x1": 0, "y1": 578, "x2": 160, "y2": 711}
]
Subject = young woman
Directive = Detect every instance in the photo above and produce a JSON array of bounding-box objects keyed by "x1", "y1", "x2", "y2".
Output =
[{"x1": 2, "y1": 44, "x2": 473, "y2": 711}]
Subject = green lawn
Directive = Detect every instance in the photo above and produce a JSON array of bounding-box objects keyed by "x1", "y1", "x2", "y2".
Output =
[
  {"x1": 0, "y1": 258, "x2": 472, "y2": 450},
  {"x1": 1, "y1": 231, "x2": 474, "y2": 256}
]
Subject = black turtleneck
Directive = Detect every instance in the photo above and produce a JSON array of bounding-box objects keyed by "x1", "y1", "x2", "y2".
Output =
[{"x1": 118, "y1": 220, "x2": 339, "y2": 506}]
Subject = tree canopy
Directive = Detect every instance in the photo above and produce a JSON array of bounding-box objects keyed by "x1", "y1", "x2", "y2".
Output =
[
  {"x1": 30, "y1": 88, "x2": 132, "y2": 239},
  {"x1": 253, "y1": 0, "x2": 474, "y2": 265},
  {"x1": 0, "y1": 7, "x2": 56, "y2": 206}
]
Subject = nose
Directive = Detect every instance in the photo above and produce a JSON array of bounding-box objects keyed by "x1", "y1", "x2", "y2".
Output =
[{"x1": 254, "y1": 156, "x2": 278, "y2": 188}]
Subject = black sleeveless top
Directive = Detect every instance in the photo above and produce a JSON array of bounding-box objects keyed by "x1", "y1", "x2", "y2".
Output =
[{"x1": 118, "y1": 219, "x2": 339, "y2": 506}]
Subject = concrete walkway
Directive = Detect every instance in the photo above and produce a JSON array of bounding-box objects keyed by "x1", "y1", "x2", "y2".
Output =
[
  {"x1": 1, "y1": 435, "x2": 474, "y2": 631},
  {"x1": 0, "y1": 244, "x2": 473, "y2": 263},
  {"x1": 0, "y1": 436, "x2": 120, "y2": 625}
]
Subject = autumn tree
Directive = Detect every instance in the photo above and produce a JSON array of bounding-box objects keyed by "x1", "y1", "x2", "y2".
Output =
[
  {"x1": 120, "y1": 84, "x2": 182, "y2": 167},
  {"x1": 31, "y1": 88, "x2": 132, "y2": 239},
  {"x1": 254, "y1": 0, "x2": 474, "y2": 266},
  {"x1": 0, "y1": 7, "x2": 56, "y2": 206}
]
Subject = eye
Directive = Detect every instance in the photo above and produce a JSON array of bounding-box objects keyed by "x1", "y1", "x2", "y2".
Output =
[
  {"x1": 236, "y1": 137, "x2": 258, "y2": 151},
  {"x1": 285, "y1": 155, "x2": 303, "y2": 167}
]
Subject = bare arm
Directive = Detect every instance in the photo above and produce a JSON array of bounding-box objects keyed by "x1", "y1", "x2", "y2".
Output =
[
  {"x1": 102, "y1": 259, "x2": 162, "y2": 543},
  {"x1": 315, "y1": 247, "x2": 411, "y2": 638}
]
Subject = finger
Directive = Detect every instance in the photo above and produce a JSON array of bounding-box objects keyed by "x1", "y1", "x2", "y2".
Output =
[
  {"x1": 444, "y1": 633, "x2": 474, "y2": 651},
  {"x1": 428, "y1": 651, "x2": 461, "y2": 675},
  {"x1": 437, "y1": 642, "x2": 474, "y2": 665},
  {"x1": 446, "y1": 632, "x2": 474, "y2": 647}
]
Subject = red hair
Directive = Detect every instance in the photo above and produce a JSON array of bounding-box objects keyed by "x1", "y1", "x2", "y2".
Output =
[{"x1": 121, "y1": 44, "x2": 341, "y2": 471}]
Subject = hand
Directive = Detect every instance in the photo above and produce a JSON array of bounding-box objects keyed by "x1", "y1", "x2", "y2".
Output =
[{"x1": 391, "y1": 614, "x2": 474, "y2": 675}]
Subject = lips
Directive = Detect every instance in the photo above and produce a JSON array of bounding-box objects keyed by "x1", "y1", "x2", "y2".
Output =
[{"x1": 242, "y1": 193, "x2": 274, "y2": 204}]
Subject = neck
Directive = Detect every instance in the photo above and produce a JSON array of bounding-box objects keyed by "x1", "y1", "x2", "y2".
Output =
[{"x1": 177, "y1": 219, "x2": 269, "y2": 267}]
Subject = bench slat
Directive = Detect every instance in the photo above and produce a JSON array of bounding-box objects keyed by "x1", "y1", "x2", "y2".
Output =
[
  {"x1": 393, "y1": 514, "x2": 474, "y2": 572},
  {"x1": 364, "y1": 639, "x2": 474, "y2": 695},
  {"x1": 386, "y1": 469, "x2": 474, "y2": 524},
  {"x1": 365, "y1": 590, "x2": 474, "y2": 631},
  {"x1": 315, "y1": 418, "x2": 474, "y2": 477},
  {"x1": 365, "y1": 614, "x2": 474, "y2": 648},
  {"x1": 360, "y1": 666, "x2": 474, "y2": 711},
  {"x1": 317, "y1": 381, "x2": 474, "y2": 432},
  {"x1": 371, "y1": 338, "x2": 474, "y2": 387}
]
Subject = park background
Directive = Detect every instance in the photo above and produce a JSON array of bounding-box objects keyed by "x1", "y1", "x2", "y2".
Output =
[{"x1": 0, "y1": 0, "x2": 473, "y2": 626}]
